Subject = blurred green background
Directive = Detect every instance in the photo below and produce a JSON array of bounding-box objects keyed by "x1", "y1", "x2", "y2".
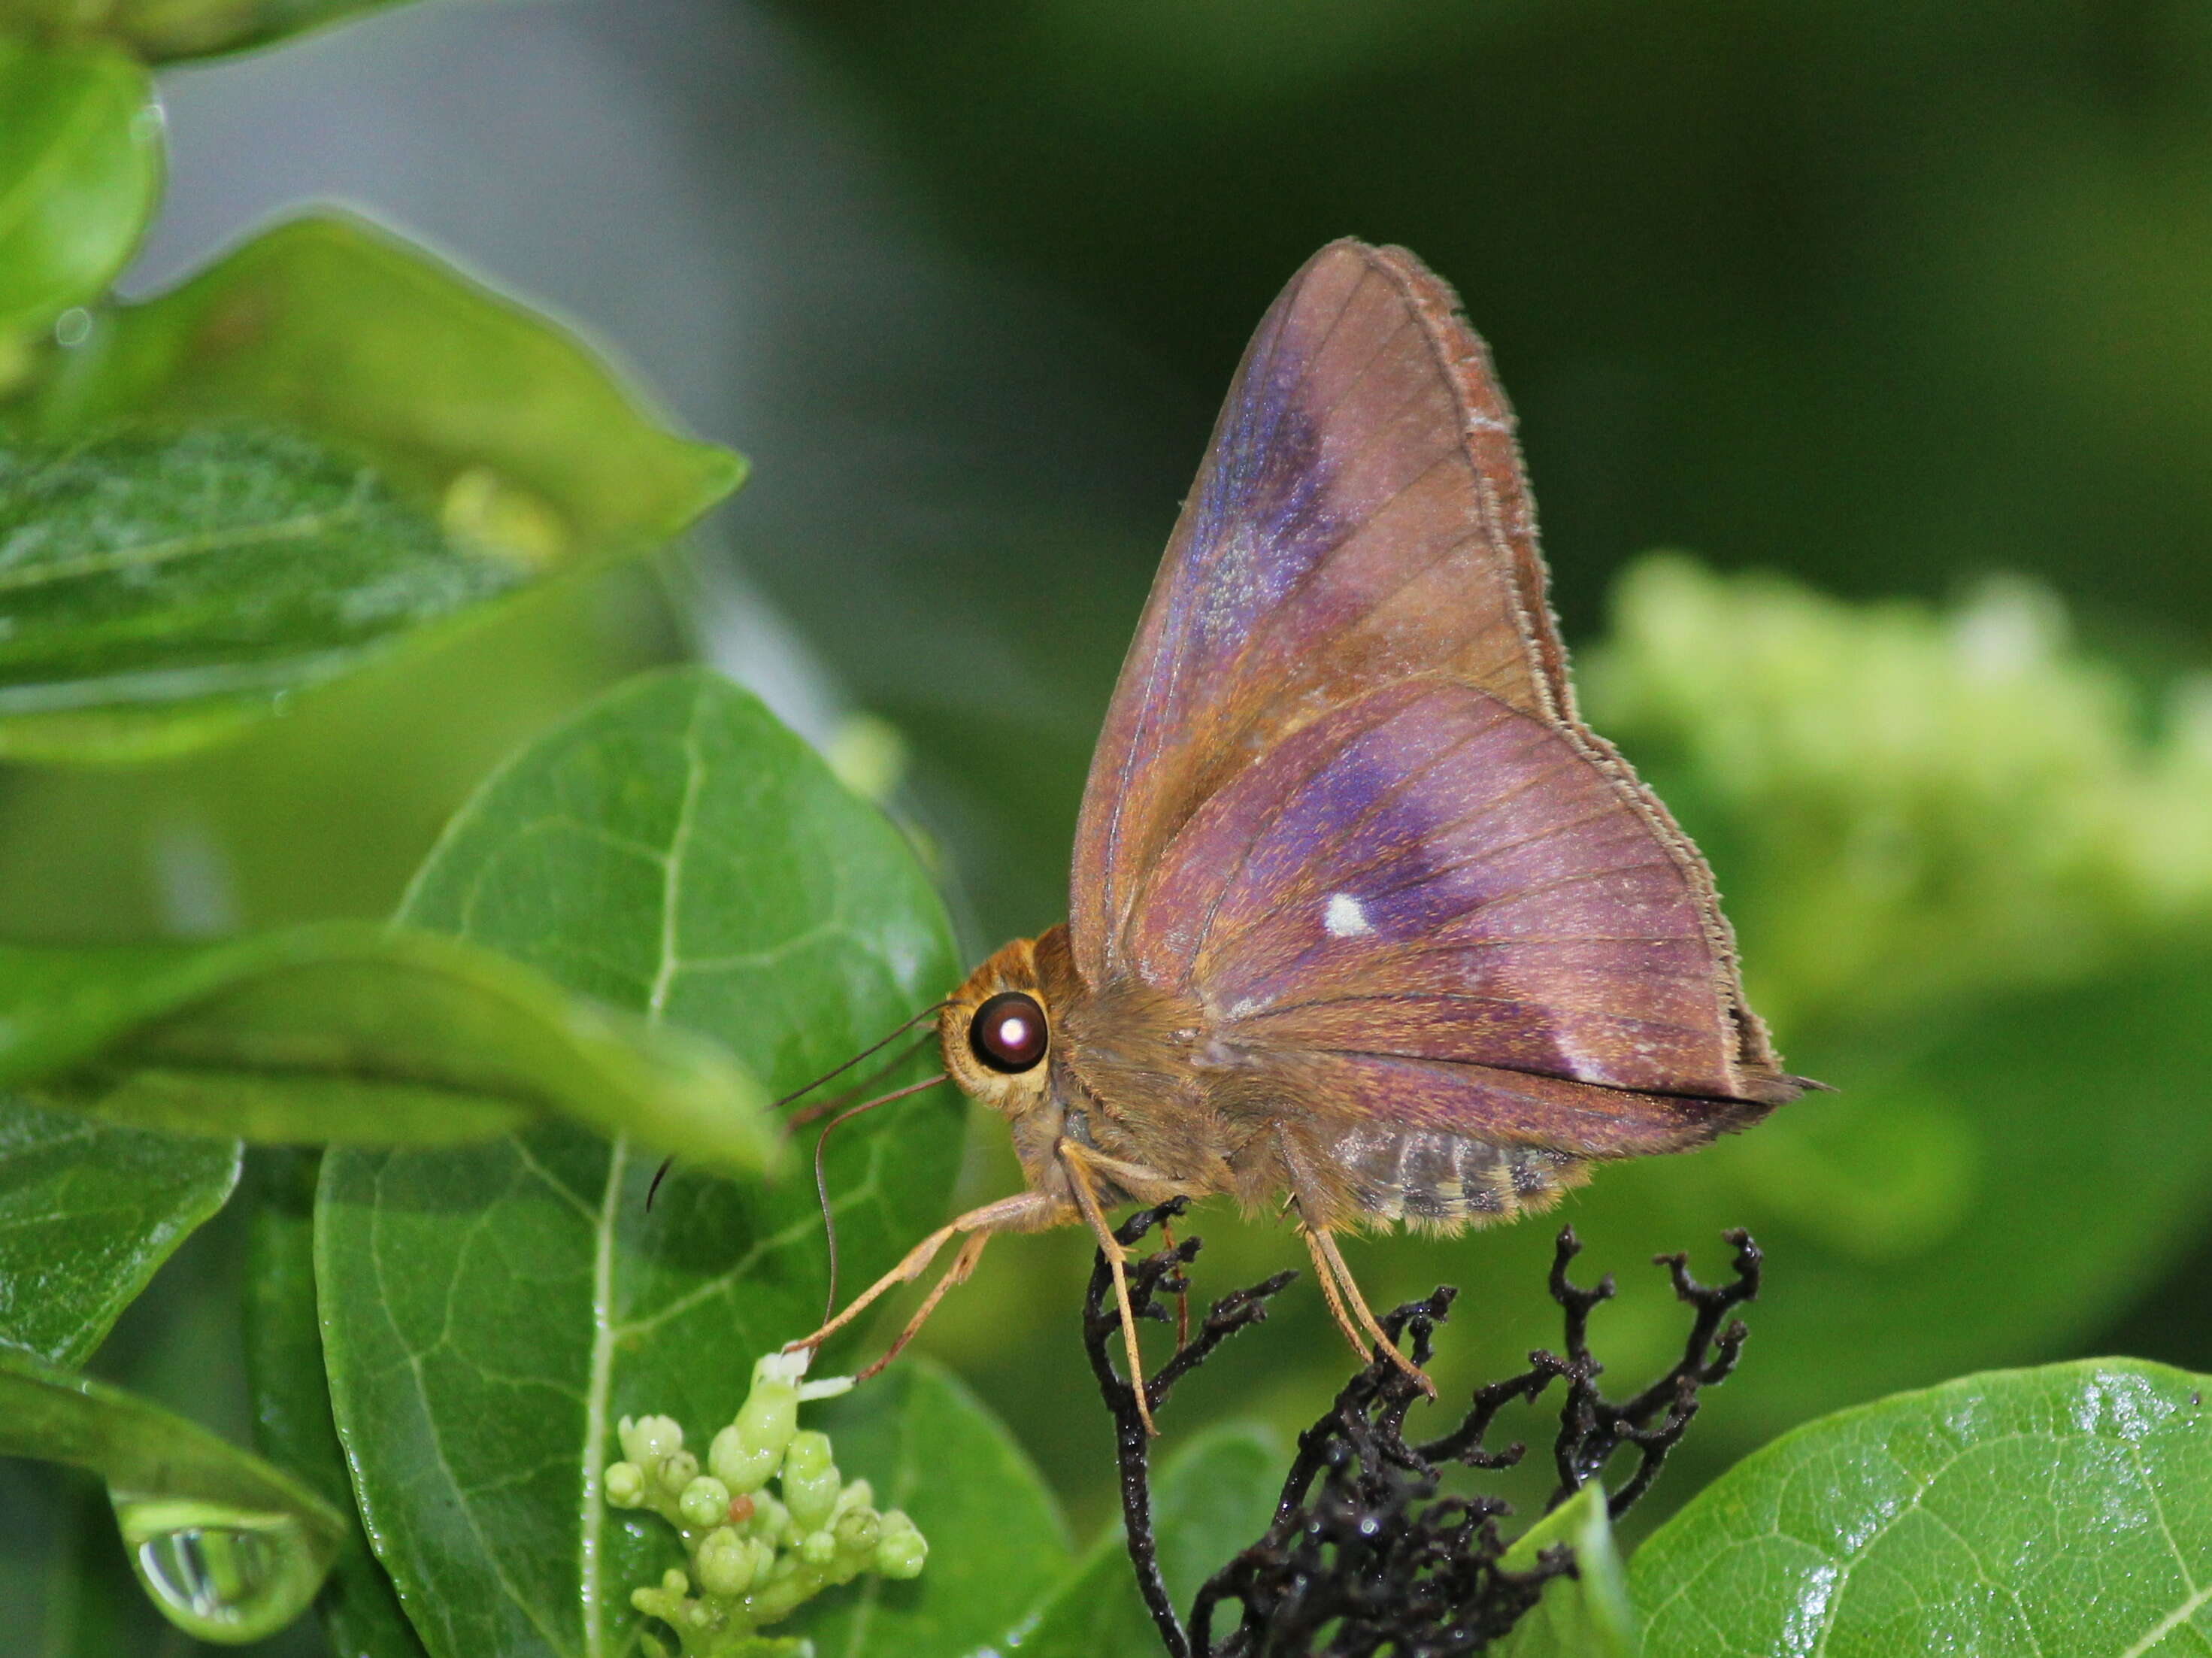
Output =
[{"x1": 9, "y1": 0, "x2": 2212, "y2": 1607}]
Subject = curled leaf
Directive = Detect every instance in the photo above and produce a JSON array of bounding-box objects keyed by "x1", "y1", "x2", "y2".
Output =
[
  {"x1": 0, "y1": 921, "x2": 776, "y2": 1171},
  {"x1": 1496, "y1": 1485, "x2": 1637, "y2": 1658}
]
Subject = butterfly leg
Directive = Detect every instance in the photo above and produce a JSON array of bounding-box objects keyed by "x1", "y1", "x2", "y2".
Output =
[
  {"x1": 782, "y1": 1189, "x2": 1067, "y2": 1359},
  {"x1": 1058, "y1": 1144, "x2": 1161, "y2": 1437},
  {"x1": 1301, "y1": 1224, "x2": 1375, "y2": 1364},
  {"x1": 1158, "y1": 1214, "x2": 1191, "y2": 1351},
  {"x1": 1302, "y1": 1225, "x2": 1437, "y2": 1398},
  {"x1": 854, "y1": 1229, "x2": 992, "y2": 1382}
]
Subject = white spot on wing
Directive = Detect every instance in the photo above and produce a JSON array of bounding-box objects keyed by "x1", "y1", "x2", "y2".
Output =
[{"x1": 1324, "y1": 892, "x2": 1371, "y2": 938}]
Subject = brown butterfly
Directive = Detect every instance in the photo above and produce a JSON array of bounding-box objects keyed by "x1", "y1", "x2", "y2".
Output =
[{"x1": 787, "y1": 239, "x2": 1812, "y2": 1427}]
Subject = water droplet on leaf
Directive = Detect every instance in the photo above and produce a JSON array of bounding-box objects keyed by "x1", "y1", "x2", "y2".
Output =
[{"x1": 114, "y1": 1496, "x2": 332, "y2": 1643}]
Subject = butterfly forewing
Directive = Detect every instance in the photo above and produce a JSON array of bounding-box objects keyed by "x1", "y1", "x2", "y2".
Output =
[{"x1": 1072, "y1": 241, "x2": 1570, "y2": 986}]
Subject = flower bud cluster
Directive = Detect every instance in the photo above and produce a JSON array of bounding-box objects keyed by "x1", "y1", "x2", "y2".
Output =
[{"x1": 605, "y1": 1351, "x2": 926, "y2": 1656}]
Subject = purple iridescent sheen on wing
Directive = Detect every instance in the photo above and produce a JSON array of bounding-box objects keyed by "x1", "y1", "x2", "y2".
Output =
[{"x1": 1135, "y1": 679, "x2": 1744, "y2": 1104}]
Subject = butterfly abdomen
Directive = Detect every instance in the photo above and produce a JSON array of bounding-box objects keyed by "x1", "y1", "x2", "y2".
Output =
[{"x1": 1329, "y1": 1123, "x2": 1589, "y2": 1235}]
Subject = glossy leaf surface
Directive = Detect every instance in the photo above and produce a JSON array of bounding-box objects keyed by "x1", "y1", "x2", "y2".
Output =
[
  {"x1": 318, "y1": 668, "x2": 965, "y2": 1658},
  {"x1": 0, "y1": 1342, "x2": 347, "y2": 1645},
  {"x1": 0, "y1": 1095, "x2": 238, "y2": 1365},
  {"x1": 0, "y1": 919, "x2": 774, "y2": 1169},
  {"x1": 0, "y1": 426, "x2": 540, "y2": 762},
  {"x1": 1631, "y1": 1360, "x2": 2212, "y2": 1656},
  {"x1": 0, "y1": 37, "x2": 160, "y2": 337}
]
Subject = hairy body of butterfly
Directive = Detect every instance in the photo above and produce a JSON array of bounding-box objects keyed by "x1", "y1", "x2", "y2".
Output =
[{"x1": 789, "y1": 238, "x2": 1814, "y2": 1424}]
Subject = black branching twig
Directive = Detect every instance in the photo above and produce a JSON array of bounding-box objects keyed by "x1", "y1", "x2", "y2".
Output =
[
  {"x1": 1540, "y1": 1225, "x2": 1761, "y2": 1517},
  {"x1": 1082, "y1": 1216, "x2": 1763, "y2": 1658},
  {"x1": 1083, "y1": 1198, "x2": 1298, "y2": 1658}
]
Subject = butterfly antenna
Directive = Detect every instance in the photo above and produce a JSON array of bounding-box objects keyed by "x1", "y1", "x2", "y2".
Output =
[
  {"x1": 647, "y1": 1002, "x2": 947, "y2": 1214},
  {"x1": 774, "y1": 1002, "x2": 950, "y2": 1114},
  {"x1": 814, "y1": 1073, "x2": 949, "y2": 1323},
  {"x1": 785, "y1": 1032, "x2": 938, "y2": 1131}
]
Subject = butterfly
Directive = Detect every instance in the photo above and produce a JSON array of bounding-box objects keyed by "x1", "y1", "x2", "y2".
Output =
[{"x1": 787, "y1": 239, "x2": 1812, "y2": 1427}]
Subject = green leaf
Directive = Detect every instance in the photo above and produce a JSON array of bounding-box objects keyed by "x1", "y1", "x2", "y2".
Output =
[
  {"x1": 0, "y1": 37, "x2": 161, "y2": 339},
  {"x1": 317, "y1": 668, "x2": 965, "y2": 1658},
  {"x1": 0, "y1": 425, "x2": 552, "y2": 762},
  {"x1": 780, "y1": 1359, "x2": 1071, "y2": 1658},
  {"x1": 244, "y1": 1149, "x2": 429, "y2": 1658},
  {"x1": 0, "y1": 919, "x2": 775, "y2": 1170},
  {"x1": 1631, "y1": 1359, "x2": 2212, "y2": 1656},
  {"x1": 0, "y1": 1094, "x2": 238, "y2": 1365},
  {"x1": 29, "y1": 212, "x2": 739, "y2": 561},
  {"x1": 0, "y1": 1341, "x2": 348, "y2": 1645},
  {"x1": 1011, "y1": 1423, "x2": 1283, "y2": 1658},
  {"x1": 1498, "y1": 1486, "x2": 1638, "y2": 1658},
  {"x1": 0, "y1": 0, "x2": 415, "y2": 62},
  {"x1": 6, "y1": 213, "x2": 739, "y2": 759}
]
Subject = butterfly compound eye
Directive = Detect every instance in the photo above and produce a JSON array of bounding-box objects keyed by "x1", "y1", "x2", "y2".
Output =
[{"x1": 968, "y1": 991, "x2": 1049, "y2": 1074}]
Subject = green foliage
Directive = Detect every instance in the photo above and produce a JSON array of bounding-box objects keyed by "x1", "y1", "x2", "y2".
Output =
[
  {"x1": 317, "y1": 671, "x2": 965, "y2": 1658},
  {"x1": 1631, "y1": 1360, "x2": 2212, "y2": 1656},
  {"x1": 244, "y1": 1149, "x2": 429, "y2": 1658},
  {"x1": 1585, "y1": 556, "x2": 2212, "y2": 1032},
  {"x1": 0, "y1": 1341, "x2": 348, "y2": 1644},
  {"x1": 0, "y1": 0, "x2": 410, "y2": 62},
  {"x1": 0, "y1": 426, "x2": 546, "y2": 761},
  {"x1": 1009, "y1": 1425, "x2": 1280, "y2": 1658},
  {"x1": 1497, "y1": 566, "x2": 2212, "y2": 1435},
  {"x1": 5, "y1": 8, "x2": 2212, "y2": 1654},
  {"x1": 0, "y1": 1096, "x2": 236, "y2": 1364},
  {"x1": 24, "y1": 214, "x2": 742, "y2": 568},
  {"x1": 1497, "y1": 1487, "x2": 1637, "y2": 1658},
  {"x1": 3, "y1": 214, "x2": 741, "y2": 759},
  {"x1": 0, "y1": 919, "x2": 774, "y2": 1168},
  {"x1": 0, "y1": 35, "x2": 159, "y2": 341}
]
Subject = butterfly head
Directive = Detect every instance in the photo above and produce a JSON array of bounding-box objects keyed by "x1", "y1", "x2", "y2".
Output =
[{"x1": 939, "y1": 935, "x2": 1059, "y2": 1120}]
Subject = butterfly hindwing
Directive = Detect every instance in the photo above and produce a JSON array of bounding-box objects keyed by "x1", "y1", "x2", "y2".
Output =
[{"x1": 1136, "y1": 678, "x2": 1783, "y2": 1153}]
